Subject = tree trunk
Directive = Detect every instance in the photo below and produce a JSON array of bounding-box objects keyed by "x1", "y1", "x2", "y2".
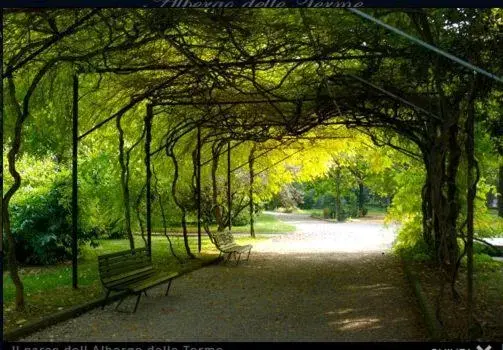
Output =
[
  {"x1": 4, "y1": 77, "x2": 26, "y2": 310},
  {"x1": 249, "y1": 145, "x2": 256, "y2": 238},
  {"x1": 423, "y1": 117, "x2": 461, "y2": 283},
  {"x1": 3, "y1": 207, "x2": 25, "y2": 310},
  {"x1": 498, "y1": 164, "x2": 503, "y2": 217},
  {"x1": 465, "y1": 84, "x2": 476, "y2": 335},
  {"x1": 117, "y1": 115, "x2": 135, "y2": 250},
  {"x1": 152, "y1": 165, "x2": 183, "y2": 263},
  {"x1": 358, "y1": 182, "x2": 365, "y2": 217},
  {"x1": 227, "y1": 141, "x2": 232, "y2": 232},
  {"x1": 134, "y1": 184, "x2": 147, "y2": 247},
  {"x1": 168, "y1": 151, "x2": 195, "y2": 259},
  {"x1": 211, "y1": 141, "x2": 226, "y2": 231},
  {"x1": 335, "y1": 167, "x2": 342, "y2": 222},
  {"x1": 421, "y1": 161, "x2": 434, "y2": 250},
  {"x1": 445, "y1": 120, "x2": 462, "y2": 282},
  {"x1": 1, "y1": 10, "x2": 4, "y2": 252}
]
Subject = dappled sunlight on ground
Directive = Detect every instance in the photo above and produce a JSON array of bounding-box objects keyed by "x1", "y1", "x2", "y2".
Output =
[
  {"x1": 22, "y1": 213, "x2": 427, "y2": 342},
  {"x1": 330, "y1": 318, "x2": 381, "y2": 331}
]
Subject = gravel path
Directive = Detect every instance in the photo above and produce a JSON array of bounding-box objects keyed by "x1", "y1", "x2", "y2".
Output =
[{"x1": 23, "y1": 213, "x2": 428, "y2": 341}]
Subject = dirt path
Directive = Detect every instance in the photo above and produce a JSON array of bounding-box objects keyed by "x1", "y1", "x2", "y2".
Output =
[{"x1": 22, "y1": 213, "x2": 428, "y2": 341}]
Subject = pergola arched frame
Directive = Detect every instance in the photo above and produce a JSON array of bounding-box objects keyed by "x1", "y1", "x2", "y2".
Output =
[{"x1": 50, "y1": 11, "x2": 501, "y2": 335}]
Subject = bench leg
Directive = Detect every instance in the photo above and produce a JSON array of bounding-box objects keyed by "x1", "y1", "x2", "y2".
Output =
[
  {"x1": 165, "y1": 280, "x2": 173, "y2": 296},
  {"x1": 235, "y1": 252, "x2": 242, "y2": 265},
  {"x1": 102, "y1": 290, "x2": 111, "y2": 310},
  {"x1": 114, "y1": 293, "x2": 142, "y2": 313},
  {"x1": 144, "y1": 290, "x2": 148, "y2": 297},
  {"x1": 115, "y1": 295, "x2": 126, "y2": 311},
  {"x1": 133, "y1": 293, "x2": 142, "y2": 313},
  {"x1": 246, "y1": 249, "x2": 251, "y2": 261}
]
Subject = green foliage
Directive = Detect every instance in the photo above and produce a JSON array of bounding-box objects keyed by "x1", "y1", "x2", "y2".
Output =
[
  {"x1": 471, "y1": 253, "x2": 502, "y2": 272},
  {"x1": 7, "y1": 179, "x2": 98, "y2": 266},
  {"x1": 78, "y1": 150, "x2": 124, "y2": 235},
  {"x1": 394, "y1": 223, "x2": 434, "y2": 262},
  {"x1": 231, "y1": 209, "x2": 250, "y2": 227},
  {"x1": 3, "y1": 8, "x2": 503, "y2": 316},
  {"x1": 386, "y1": 162, "x2": 425, "y2": 250},
  {"x1": 98, "y1": 218, "x2": 128, "y2": 240},
  {"x1": 474, "y1": 242, "x2": 503, "y2": 257},
  {"x1": 296, "y1": 168, "x2": 370, "y2": 221}
]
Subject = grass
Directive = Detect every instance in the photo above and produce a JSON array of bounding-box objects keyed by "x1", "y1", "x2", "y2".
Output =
[
  {"x1": 294, "y1": 206, "x2": 387, "y2": 220},
  {"x1": 3, "y1": 213, "x2": 289, "y2": 334},
  {"x1": 294, "y1": 208, "x2": 323, "y2": 216},
  {"x1": 366, "y1": 206, "x2": 387, "y2": 216},
  {"x1": 242, "y1": 213, "x2": 296, "y2": 233},
  {"x1": 154, "y1": 213, "x2": 296, "y2": 234}
]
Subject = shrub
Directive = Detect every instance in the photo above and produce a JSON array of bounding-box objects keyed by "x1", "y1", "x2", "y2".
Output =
[
  {"x1": 471, "y1": 253, "x2": 502, "y2": 272},
  {"x1": 101, "y1": 217, "x2": 128, "y2": 240},
  {"x1": 393, "y1": 219, "x2": 435, "y2": 262},
  {"x1": 6, "y1": 180, "x2": 98, "y2": 266},
  {"x1": 231, "y1": 209, "x2": 250, "y2": 226},
  {"x1": 474, "y1": 242, "x2": 503, "y2": 257}
]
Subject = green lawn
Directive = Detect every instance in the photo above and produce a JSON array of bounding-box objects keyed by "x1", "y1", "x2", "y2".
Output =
[
  {"x1": 294, "y1": 208, "x2": 323, "y2": 216},
  {"x1": 294, "y1": 206, "x2": 387, "y2": 219},
  {"x1": 2, "y1": 213, "x2": 291, "y2": 334},
  {"x1": 155, "y1": 213, "x2": 296, "y2": 234},
  {"x1": 240, "y1": 213, "x2": 296, "y2": 233}
]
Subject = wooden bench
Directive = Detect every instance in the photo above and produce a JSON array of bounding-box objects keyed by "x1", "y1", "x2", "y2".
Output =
[
  {"x1": 98, "y1": 247, "x2": 178, "y2": 313},
  {"x1": 212, "y1": 230, "x2": 252, "y2": 265}
]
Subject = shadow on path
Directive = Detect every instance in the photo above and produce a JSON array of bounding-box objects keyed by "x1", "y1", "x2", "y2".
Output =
[{"x1": 23, "y1": 213, "x2": 428, "y2": 341}]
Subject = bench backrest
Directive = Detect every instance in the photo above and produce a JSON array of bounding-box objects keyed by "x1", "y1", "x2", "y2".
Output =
[
  {"x1": 213, "y1": 231, "x2": 236, "y2": 248},
  {"x1": 98, "y1": 248, "x2": 154, "y2": 289}
]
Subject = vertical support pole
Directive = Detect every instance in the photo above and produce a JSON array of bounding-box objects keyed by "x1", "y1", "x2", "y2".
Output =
[
  {"x1": 72, "y1": 73, "x2": 79, "y2": 289},
  {"x1": 227, "y1": 140, "x2": 232, "y2": 232},
  {"x1": 145, "y1": 104, "x2": 153, "y2": 256},
  {"x1": 249, "y1": 145, "x2": 256, "y2": 238},
  {"x1": 197, "y1": 126, "x2": 202, "y2": 252}
]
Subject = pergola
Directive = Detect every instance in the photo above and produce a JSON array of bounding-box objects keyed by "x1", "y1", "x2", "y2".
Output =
[{"x1": 40, "y1": 9, "x2": 499, "y2": 331}]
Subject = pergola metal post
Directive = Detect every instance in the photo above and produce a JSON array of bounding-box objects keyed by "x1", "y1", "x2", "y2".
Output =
[
  {"x1": 145, "y1": 104, "x2": 153, "y2": 256},
  {"x1": 197, "y1": 125, "x2": 202, "y2": 252},
  {"x1": 227, "y1": 140, "x2": 232, "y2": 232},
  {"x1": 71, "y1": 73, "x2": 79, "y2": 289}
]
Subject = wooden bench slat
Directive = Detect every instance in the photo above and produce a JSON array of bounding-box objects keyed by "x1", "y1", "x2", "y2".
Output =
[
  {"x1": 219, "y1": 245, "x2": 252, "y2": 253},
  {"x1": 101, "y1": 266, "x2": 155, "y2": 287},
  {"x1": 105, "y1": 273, "x2": 156, "y2": 290},
  {"x1": 210, "y1": 231, "x2": 252, "y2": 265},
  {"x1": 100, "y1": 260, "x2": 152, "y2": 276},
  {"x1": 99, "y1": 252, "x2": 150, "y2": 262},
  {"x1": 99, "y1": 254, "x2": 149, "y2": 265},
  {"x1": 127, "y1": 272, "x2": 179, "y2": 293},
  {"x1": 97, "y1": 248, "x2": 178, "y2": 312},
  {"x1": 98, "y1": 247, "x2": 148, "y2": 260}
]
